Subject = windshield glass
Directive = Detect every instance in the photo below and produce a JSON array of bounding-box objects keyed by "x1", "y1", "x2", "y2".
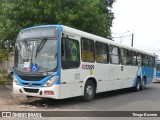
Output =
[{"x1": 15, "y1": 38, "x2": 58, "y2": 72}]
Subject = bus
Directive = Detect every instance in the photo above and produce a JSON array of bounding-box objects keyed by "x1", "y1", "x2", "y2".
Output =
[
  {"x1": 13, "y1": 25, "x2": 156, "y2": 101},
  {"x1": 153, "y1": 60, "x2": 160, "y2": 82}
]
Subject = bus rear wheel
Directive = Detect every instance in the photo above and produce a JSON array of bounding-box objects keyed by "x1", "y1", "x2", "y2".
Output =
[
  {"x1": 140, "y1": 78, "x2": 146, "y2": 90},
  {"x1": 133, "y1": 78, "x2": 141, "y2": 92},
  {"x1": 83, "y1": 80, "x2": 96, "y2": 102}
]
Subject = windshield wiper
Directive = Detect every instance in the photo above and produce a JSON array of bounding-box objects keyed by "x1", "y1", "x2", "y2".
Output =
[
  {"x1": 35, "y1": 38, "x2": 47, "y2": 57},
  {"x1": 22, "y1": 40, "x2": 29, "y2": 51},
  {"x1": 37, "y1": 38, "x2": 47, "y2": 52}
]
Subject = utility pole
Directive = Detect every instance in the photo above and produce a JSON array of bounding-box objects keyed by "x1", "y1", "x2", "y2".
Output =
[{"x1": 131, "y1": 33, "x2": 134, "y2": 47}]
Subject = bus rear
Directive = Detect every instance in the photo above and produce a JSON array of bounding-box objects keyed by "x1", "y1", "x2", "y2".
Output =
[{"x1": 13, "y1": 25, "x2": 62, "y2": 99}]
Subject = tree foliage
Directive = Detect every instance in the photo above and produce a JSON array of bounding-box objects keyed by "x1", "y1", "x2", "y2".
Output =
[
  {"x1": 0, "y1": 0, "x2": 115, "y2": 61},
  {"x1": 58, "y1": 0, "x2": 114, "y2": 38}
]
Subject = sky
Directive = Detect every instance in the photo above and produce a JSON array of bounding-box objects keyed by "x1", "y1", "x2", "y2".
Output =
[{"x1": 111, "y1": 0, "x2": 160, "y2": 58}]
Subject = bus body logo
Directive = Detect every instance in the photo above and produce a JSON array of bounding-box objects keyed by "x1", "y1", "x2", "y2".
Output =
[
  {"x1": 82, "y1": 64, "x2": 94, "y2": 70},
  {"x1": 29, "y1": 82, "x2": 32, "y2": 87}
]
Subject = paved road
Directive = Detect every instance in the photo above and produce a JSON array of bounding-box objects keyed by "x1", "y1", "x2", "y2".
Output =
[{"x1": 0, "y1": 83, "x2": 160, "y2": 119}]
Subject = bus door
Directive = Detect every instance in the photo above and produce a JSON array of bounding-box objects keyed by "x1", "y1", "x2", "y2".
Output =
[
  {"x1": 60, "y1": 34, "x2": 82, "y2": 98},
  {"x1": 120, "y1": 48, "x2": 130, "y2": 88},
  {"x1": 109, "y1": 46, "x2": 122, "y2": 90}
]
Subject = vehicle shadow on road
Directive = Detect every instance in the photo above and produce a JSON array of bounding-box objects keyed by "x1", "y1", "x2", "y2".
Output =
[{"x1": 18, "y1": 86, "x2": 153, "y2": 109}]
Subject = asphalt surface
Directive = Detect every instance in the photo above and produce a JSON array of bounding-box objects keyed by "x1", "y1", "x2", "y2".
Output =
[{"x1": 0, "y1": 83, "x2": 160, "y2": 120}]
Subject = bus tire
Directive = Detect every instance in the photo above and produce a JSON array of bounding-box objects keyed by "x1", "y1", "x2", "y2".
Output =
[
  {"x1": 140, "y1": 78, "x2": 146, "y2": 90},
  {"x1": 83, "y1": 80, "x2": 96, "y2": 102},
  {"x1": 133, "y1": 78, "x2": 141, "y2": 92}
]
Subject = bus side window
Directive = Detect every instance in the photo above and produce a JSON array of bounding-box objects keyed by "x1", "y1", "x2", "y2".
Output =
[
  {"x1": 61, "y1": 37, "x2": 80, "y2": 69},
  {"x1": 142, "y1": 54, "x2": 148, "y2": 67},
  {"x1": 109, "y1": 45, "x2": 120, "y2": 64},
  {"x1": 121, "y1": 48, "x2": 129, "y2": 65},
  {"x1": 130, "y1": 51, "x2": 137, "y2": 66},
  {"x1": 152, "y1": 57, "x2": 155, "y2": 67},
  {"x1": 148, "y1": 56, "x2": 154, "y2": 67},
  {"x1": 95, "y1": 41, "x2": 109, "y2": 63},
  {"x1": 81, "y1": 38, "x2": 95, "y2": 62},
  {"x1": 137, "y1": 52, "x2": 142, "y2": 66}
]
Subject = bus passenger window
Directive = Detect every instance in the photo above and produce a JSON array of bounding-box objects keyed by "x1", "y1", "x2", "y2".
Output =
[
  {"x1": 95, "y1": 41, "x2": 109, "y2": 63},
  {"x1": 109, "y1": 45, "x2": 120, "y2": 64},
  {"x1": 121, "y1": 48, "x2": 129, "y2": 65},
  {"x1": 148, "y1": 56, "x2": 155, "y2": 67},
  {"x1": 148, "y1": 56, "x2": 152, "y2": 67},
  {"x1": 61, "y1": 38, "x2": 80, "y2": 69},
  {"x1": 66, "y1": 39, "x2": 79, "y2": 62},
  {"x1": 137, "y1": 52, "x2": 142, "y2": 66},
  {"x1": 81, "y1": 38, "x2": 95, "y2": 62},
  {"x1": 130, "y1": 51, "x2": 137, "y2": 66},
  {"x1": 142, "y1": 54, "x2": 148, "y2": 67}
]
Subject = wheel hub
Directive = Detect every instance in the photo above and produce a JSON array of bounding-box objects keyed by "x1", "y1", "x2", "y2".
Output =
[{"x1": 86, "y1": 86, "x2": 93, "y2": 97}]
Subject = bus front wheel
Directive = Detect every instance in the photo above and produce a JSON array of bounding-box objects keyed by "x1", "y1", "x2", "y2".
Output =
[{"x1": 83, "y1": 80, "x2": 96, "y2": 102}]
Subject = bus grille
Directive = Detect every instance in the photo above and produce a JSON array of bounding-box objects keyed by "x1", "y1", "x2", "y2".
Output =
[
  {"x1": 19, "y1": 75, "x2": 45, "y2": 81},
  {"x1": 22, "y1": 83, "x2": 41, "y2": 86},
  {"x1": 24, "y1": 88, "x2": 39, "y2": 93}
]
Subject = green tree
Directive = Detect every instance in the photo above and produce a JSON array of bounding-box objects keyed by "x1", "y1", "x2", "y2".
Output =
[
  {"x1": 0, "y1": 0, "x2": 115, "y2": 61},
  {"x1": 57, "y1": 0, "x2": 114, "y2": 38}
]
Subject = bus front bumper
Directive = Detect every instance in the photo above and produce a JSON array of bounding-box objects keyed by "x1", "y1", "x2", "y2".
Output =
[{"x1": 13, "y1": 83, "x2": 59, "y2": 99}]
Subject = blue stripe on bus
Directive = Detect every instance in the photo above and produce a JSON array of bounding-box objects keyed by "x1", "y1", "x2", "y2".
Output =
[
  {"x1": 132, "y1": 66, "x2": 154, "y2": 87},
  {"x1": 56, "y1": 25, "x2": 63, "y2": 85},
  {"x1": 13, "y1": 73, "x2": 53, "y2": 86},
  {"x1": 156, "y1": 71, "x2": 160, "y2": 78},
  {"x1": 13, "y1": 71, "x2": 60, "y2": 87},
  {"x1": 141, "y1": 67, "x2": 154, "y2": 84}
]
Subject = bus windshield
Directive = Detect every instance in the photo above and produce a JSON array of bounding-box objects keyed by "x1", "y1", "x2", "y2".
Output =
[{"x1": 14, "y1": 38, "x2": 58, "y2": 72}]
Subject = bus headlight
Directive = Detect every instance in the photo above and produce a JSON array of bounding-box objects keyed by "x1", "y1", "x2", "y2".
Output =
[
  {"x1": 43, "y1": 76, "x2": 59, "y2": 87},
  {"x1": 13, "y1": 76, "x2": 19, "y2": 85}
]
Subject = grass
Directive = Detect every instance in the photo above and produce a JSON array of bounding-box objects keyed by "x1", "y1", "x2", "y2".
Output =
[{"x1": 0, "y1": 71, "x2": 12, "y2": 85}]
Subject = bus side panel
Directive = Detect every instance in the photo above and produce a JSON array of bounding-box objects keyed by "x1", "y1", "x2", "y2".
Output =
[
  {"x1": 109, "y1": 64, "x2": 122, "y2": 90},
  {"x1": 142, "y1": 67, "x2": 154, "y2": 84},
  {"x1": 120, "y1": 65, "x2": 131, "y2": 88},
  {"x1": 59, "y1": 68, "x2": 83, "y2": 99},
  {"x1": 130, "y1": 66, "x2": 140, "y2": 87},
  {"x1": 94, "y1": 63, "x2": 110, "y2": 92}
]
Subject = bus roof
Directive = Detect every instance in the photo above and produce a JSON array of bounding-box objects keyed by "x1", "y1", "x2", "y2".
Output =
[
  {"x1": 62, "y1": 25, "x2": 155, "y2": 57},
  {"x1": 20, "y1": 24, "x2": 155, "y2": 57}
]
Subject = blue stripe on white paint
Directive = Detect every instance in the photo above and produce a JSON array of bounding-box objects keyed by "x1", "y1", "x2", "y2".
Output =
[{"x1": 132, "y1": 66, "x2": 155, "y2": 87}]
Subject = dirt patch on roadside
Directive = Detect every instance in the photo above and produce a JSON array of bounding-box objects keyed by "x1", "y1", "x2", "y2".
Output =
[
  {"x1": 0, "y1": 85, "x2": 83, "y2": 111},
  {"x1": 0, "y1": 85, "x2": 45, "y2": 111}
]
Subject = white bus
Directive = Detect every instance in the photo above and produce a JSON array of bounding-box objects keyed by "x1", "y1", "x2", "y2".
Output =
[{"x1": 13, "y1": 25, "x2": 156, "y2": 101}]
